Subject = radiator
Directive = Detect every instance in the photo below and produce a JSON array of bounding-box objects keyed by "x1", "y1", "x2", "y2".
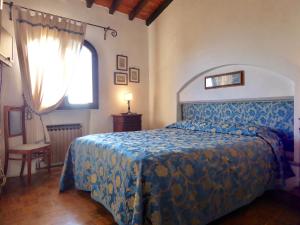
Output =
[{"x1": 47, "y1": 123, "x2": 82, "y2": 166}]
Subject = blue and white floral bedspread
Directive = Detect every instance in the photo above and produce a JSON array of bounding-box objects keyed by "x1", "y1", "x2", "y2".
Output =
[{"x1": 60, "y1": 121, "x2": 286, "y2": 225}]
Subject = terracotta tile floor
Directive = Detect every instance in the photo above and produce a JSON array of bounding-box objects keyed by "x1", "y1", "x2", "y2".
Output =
[{"x1": 0, "y1": 167, "x2": 300, "y2": 225}]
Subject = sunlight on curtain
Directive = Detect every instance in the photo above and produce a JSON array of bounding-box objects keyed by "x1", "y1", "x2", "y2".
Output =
[
  {"x1": 67, "y1": 45, "x2": 93, "y2": 104},
  {"x1": 13, "y1": 6, "x2": 86, "y2": 114},
  {"x1": 27, "y1": 38, "x2": 79, "y2": 109}
]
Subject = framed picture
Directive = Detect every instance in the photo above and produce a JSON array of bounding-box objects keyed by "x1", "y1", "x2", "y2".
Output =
[
  {"x1": 116, "y1": 55, "x2": 128, "y2": 71},
  {"x1": 114, "y1": 72, "x2": 128, "y2": 85},
  {"x1": 205, "y1": 70, "x2": 244, "y2": 89},
  {"x1": 129, "y1": 67, "x2": 140, "y2": 83}
]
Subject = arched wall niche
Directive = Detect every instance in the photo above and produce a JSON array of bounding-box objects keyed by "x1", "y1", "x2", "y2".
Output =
[
  {"x1": 177, "y1": 64, "x2": 295, "y2": 120},
  {"x1": 177, "y1": 64, "x2": 294, "y2": 104}
]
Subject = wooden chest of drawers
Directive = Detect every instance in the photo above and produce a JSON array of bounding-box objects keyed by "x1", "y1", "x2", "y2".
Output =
[{"x1": 112, "y1": 114, "x2": 142, "y2": 132}]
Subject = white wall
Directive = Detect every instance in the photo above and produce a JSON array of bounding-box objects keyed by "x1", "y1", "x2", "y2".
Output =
[
  {"x1": 148, "y1": 0, "x2": 300, "y2": 186},
  {"x1": 1, "y1": 0, "x2": 149, "y2": 177},
  {"x1": 180, "y1": 65, "x2": 294, "y2": 102}
]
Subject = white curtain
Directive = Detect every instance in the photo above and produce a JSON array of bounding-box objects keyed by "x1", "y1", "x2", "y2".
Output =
[{"x1": 13, "y1": 6, "x2": 86, "y2": 114}]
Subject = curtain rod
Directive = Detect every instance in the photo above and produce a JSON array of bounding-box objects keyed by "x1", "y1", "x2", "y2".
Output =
[{"x1": 3, "y1": 1, "x2": 118, "y2": 40}]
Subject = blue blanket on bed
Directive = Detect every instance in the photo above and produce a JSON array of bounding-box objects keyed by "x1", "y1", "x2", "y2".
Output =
[{"x1": 60, "y1": 121, "x2": 290, "y2": 225}]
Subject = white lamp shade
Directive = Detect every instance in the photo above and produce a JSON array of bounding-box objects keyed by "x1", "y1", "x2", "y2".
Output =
[{"x1": 124, "y1": 93, "x2": 133, "y2": 101}]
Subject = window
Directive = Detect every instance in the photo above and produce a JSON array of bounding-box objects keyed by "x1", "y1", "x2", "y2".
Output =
[{"x1": 59, "y1": 40, "x2": 99, "y2": 109}]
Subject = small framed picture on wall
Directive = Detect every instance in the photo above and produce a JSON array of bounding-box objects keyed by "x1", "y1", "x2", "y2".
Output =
[
  {"x1": 129, "y1": 67, "x2": 140, "y2": 83},
  {"x1": 114, "y1": 72, "x2": 128, "y2": 85},
  {"x1": 116, "y1": 55, "x2": 128, "y2": 71},
  {"x1": 205, "y1": 70, "x2": 244, "y2": 89}
]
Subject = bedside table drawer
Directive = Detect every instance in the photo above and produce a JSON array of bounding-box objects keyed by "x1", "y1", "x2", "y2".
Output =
[
  {"x1": 123, "y1": 116, "x2": 141, "y2": 123},
  {"x1": 112, "y1": 114, "x2": 142, "y2": 132}
]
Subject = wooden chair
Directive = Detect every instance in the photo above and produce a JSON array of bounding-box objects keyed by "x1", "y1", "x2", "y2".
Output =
[{"x1": 3, "y1": 106, "x2": 51, "y2": 184}]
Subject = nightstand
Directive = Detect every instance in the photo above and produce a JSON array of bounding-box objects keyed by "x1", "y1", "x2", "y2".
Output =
[{"x1": 112, "y1": 114, "x2": 142, "y2": 132}]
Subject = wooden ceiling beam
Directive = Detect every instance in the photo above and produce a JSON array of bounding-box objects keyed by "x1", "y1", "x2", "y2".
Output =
[
  {"x1": 86, "y1": 0, "x2": 95, "y2": 8},
  {"x1": 146, "y1": 0, "x2": 173, "y2": 26},
  {"x1": 109, "y1": 0, "x2": 122, "y2": 14},
  {"x1": 129, "y1": 0, "x2": 149, "y2": 21}
]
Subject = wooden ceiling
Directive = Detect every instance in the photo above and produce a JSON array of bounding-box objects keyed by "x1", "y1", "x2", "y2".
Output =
[{"x1": 85, "y1": 0, "x2": 173, "y2": 25}]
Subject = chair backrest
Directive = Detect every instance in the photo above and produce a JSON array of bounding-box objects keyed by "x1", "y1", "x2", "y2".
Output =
[{"x1": 3, "y1": 106, "x2": 26, "y2": 154}]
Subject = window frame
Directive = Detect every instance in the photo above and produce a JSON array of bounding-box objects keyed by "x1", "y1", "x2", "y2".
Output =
[{"x1": 58, "y1": 40, "x2": 99, "y2": 110}]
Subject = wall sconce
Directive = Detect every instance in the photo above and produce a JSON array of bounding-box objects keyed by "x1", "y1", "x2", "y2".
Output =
[
  {"x1": 123, "y1": 92, "x2": 133, "y2": 114},
  {"x1": 0, "y1": 0, "x2": 3, "y2": 10}
]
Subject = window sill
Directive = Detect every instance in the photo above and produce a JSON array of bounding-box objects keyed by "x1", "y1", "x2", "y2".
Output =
[{"x1": 57, "y1": 103, "x2": 99, "y2": 110}]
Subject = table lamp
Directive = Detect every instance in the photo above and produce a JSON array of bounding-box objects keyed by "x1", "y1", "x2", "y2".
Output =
[{"x1": 123, "y1": 92, "x2": 133, "y2": 114}]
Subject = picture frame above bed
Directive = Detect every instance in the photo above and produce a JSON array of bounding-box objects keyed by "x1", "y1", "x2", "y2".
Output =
[{"x1": 205, "y1": 70, "x2": 244, "y2": 89}]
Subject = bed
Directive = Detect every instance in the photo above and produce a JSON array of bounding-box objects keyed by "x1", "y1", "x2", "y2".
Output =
[{"x1": 60, "y1": 98, "x2": 294, "y2": 225}]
